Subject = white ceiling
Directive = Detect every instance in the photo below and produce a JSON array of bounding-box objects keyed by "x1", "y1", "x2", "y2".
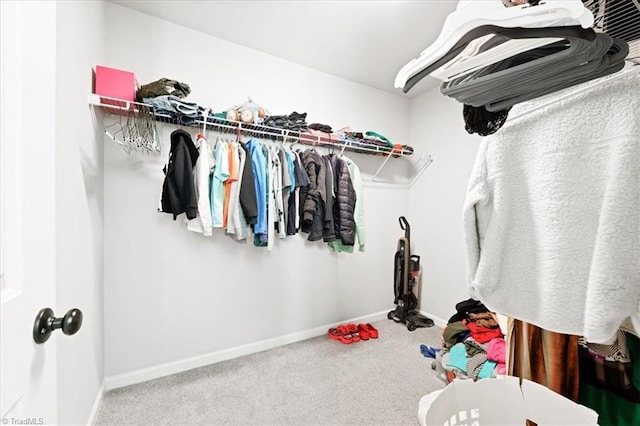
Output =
[{"x1": 109, "y1": 0, "x2": 457, "y2": 97}]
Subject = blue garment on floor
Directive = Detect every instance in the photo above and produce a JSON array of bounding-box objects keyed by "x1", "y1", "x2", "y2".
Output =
[
  {"x1": 420, "y1": 344, "x2": 441, "y2": 358},
  {"x1": 478, "y1": 360, "x2": 497, "y2": 379},
  {"x1": 446, "y1": 343, "x2": 468, "y2": 373}
]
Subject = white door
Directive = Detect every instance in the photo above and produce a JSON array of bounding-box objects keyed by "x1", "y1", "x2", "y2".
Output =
[{"x1": 1, "y1": 1, "x2": 59, "y2": 423}]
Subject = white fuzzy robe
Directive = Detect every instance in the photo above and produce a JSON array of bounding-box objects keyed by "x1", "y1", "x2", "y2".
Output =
[{"x1": 463, "y1": 68, "x2": 640, "y2": 344}]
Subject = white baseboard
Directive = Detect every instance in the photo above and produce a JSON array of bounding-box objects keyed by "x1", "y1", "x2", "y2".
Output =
[
  {"x1": 86, "y1": 381, "x2": 105, "y2": 426},
  {"x1": 105, "y1": 310, "x2": 389, "y2": 391}
]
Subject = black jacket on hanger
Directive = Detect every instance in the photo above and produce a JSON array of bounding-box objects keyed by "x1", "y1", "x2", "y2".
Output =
[
  {"x1": 238, "y1": 142, "x2": 258, "y2": 225},
  {"x1": 328, "y1": 154, "x2": 356, "y2": 246},
  {"x1": 160, "y1": 129, "x2": 199, "y2": 220},
  {"x1": 321, "y1": 155, "x2": 336, "y2": 243},
  {"x1": 300, "y1": 150, "x2": 325, "y2": 241}
]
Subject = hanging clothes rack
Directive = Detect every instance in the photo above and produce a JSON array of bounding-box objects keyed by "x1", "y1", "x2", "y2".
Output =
[{"x1": 88, "y1": 93, "x2": 434, "y2": 186}]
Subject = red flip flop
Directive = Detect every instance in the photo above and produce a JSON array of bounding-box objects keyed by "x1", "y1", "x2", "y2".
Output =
[
  {"x1": 328, "y1": 325, "x2": 353, "y2": 344},
  {"x1": 357, "y1": 324, "x2": 370, "y2": 340},
  {"x1": 365, "y1": 323, "x2": 379, "y2": 339},
  {"x1": 346, "y1": 323, "x2": 361, "y2": 342}
]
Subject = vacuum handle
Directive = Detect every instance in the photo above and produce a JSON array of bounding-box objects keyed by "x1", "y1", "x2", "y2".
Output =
[{"x1": 399, "y1": 216, "x2": 410, "y2": 233}]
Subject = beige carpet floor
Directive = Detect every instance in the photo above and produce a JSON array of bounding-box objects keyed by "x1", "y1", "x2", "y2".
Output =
[{"x1": 96, "y1": 318, "x2": 445, "y2": 425}]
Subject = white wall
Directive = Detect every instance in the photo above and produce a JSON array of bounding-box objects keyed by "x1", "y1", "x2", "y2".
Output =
[
  {"x1": 103, "y1": 3, "x2": 412, "y2": 382},
  {"x1": 407, "y1": 88, "x2": 480, "y2": 325},
  {"x1": 55, "y1": 1, "x2": 106, "y2": 424}
]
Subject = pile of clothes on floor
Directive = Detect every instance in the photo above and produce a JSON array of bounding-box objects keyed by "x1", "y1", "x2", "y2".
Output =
[{"x1": 436, "y1": 299, "x2": 506, "y2": 382}]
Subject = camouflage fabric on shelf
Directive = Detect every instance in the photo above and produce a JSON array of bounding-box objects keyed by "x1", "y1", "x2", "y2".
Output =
[{"x1": 136, "y1": 78, "x2": 191, "y2": 101}]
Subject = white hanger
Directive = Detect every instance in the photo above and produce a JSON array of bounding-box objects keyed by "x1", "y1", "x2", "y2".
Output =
[
  {"x1": 394, "y1": 0, "x2": 593, "y2": 90},
  {"x1": 196, "y1": 108, "x2": 210, "y2": 145}
]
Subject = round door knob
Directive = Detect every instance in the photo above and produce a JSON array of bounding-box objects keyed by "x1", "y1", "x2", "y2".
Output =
[{"x1": 33, "y1": 308, "x2": 83, "y2": 344}]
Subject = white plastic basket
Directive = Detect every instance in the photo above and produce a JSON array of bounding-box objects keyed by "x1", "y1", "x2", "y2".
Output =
[{"x1": 418, "y1": 376, "x2": 598, "y2": 426}]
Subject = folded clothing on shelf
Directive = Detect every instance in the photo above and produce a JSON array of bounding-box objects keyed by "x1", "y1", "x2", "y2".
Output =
[
  {"x1": 263, "y1": 111, "x2": 308, "y2": 132},
  {"x1": 137, "y1": 78, "x2": 191, "y2": 101},
  {"x1": 144, "y1": 95, "x2": 198, "y2": 116},
  {"x1": 309, "y1": 122, "x2": 333, "y2": 133},
  {"x1": 301, "y1": 129, "x2": 340, "y2": 144},
  {"x1": 364, "y1": 130, "x2": 393, "y2": 147},
  {"x1": 143, "y1": 95, "x2": 208, "y2": 125}
]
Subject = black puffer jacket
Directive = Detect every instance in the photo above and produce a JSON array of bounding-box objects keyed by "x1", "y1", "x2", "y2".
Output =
[
  {"x1": 328, "y1": 154, "x2": 356, "y2": 246},
  {"x1": 161, "y1": 129, "x2": 199, "y2": 220},
  {"x1": 322, "y1": 155, "x2": 336, "y2": 242},
  {"x1": 300, "y1": 150, "x2": 325, "y2": 241}
]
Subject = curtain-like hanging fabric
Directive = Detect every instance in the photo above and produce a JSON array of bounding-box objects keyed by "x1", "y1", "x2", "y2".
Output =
[{"x1": 509, "y1": 319, "x2": 580, "y2": 401}]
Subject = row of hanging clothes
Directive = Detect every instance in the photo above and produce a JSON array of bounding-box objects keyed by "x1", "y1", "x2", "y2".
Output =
[
  {"x1": 159, "y1": 118, "x2": 365, "y2": 252},
  {"x1": 396, "y1": 0, "x2": 635, "y2": 136}
]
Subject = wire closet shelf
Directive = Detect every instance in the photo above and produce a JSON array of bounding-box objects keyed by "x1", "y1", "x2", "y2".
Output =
[
  {"x1": 88, "y1": 94, "x2": 434, "y2": 187},
  {"x1": 89, "y1": 95, "x2": 417, "y2": 156}
]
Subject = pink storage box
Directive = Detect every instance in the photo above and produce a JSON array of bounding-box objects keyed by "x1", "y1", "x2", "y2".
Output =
[{"x1": 94, "y1": 65, "x2": 137, "y2": 103}]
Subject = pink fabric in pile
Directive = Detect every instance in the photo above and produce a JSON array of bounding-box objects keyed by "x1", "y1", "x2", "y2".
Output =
[{"x1": 488, "y1": 337, "x2": 507, "y2": 374}]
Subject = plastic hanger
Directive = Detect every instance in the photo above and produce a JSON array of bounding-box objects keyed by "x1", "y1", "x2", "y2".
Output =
[
  {"x1": 432, "y1": 25, "x2": 596, "y2": 82},
  {"x1": 440, "y1": 33, "x2": 619, "y2": 111},
  {"x1": 441, "y1": 37, "x2": 592, "y2": 103},
  {"x1": 430, "y1": 36, "x2": 560, "y2": 81},
  {"x1": 394, "y1": 0, "x2": 593, "y2": 91},
  {"x1": 403, "y1": 24, "x2": 595, "y2": 92},
  {"x1": 196, "y1": 108, "x2": 210, "y2": 145},
  {"x1": 280, "y1": 130, "x2": 290, "y2": 151},
  {"x1": 236, "y1": 122, "x2": 242, "y2": 143},
  {"x1": 484, "y1": 36, "x2": 628, "y2": 111}
]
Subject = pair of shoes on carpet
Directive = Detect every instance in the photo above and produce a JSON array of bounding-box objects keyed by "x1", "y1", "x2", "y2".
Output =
[
  {"x1": 328, "y1": 323, "x2": 378, "y2": 344},
  {"x1": 420, "y1": 344, "x2": 441, "y2": 358}
]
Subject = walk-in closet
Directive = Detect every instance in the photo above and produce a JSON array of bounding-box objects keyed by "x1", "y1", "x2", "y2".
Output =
[{"x1": 1, "y1": 1, "x2": 638, "y2": 425}]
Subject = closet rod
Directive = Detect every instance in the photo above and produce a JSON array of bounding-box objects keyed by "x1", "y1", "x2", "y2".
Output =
[
  {"x1": 507, "y1": 64, "x2": 639, "y2": 123},
  {"x1": 87, "y1": 94, "x2": 415, "y2": 158}
]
